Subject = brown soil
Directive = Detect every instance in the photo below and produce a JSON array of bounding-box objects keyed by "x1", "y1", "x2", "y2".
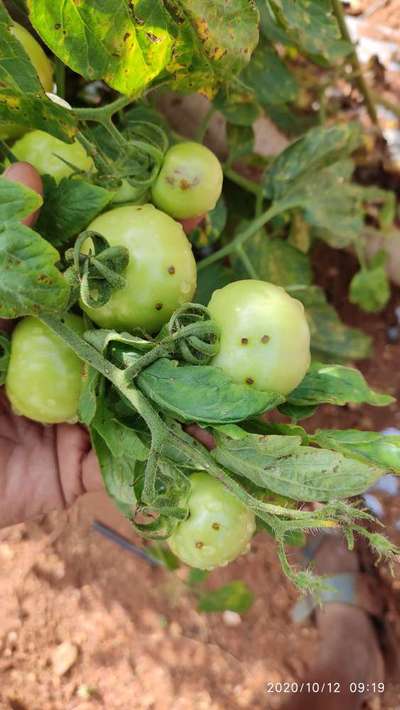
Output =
[{"x1": 0, "y1": 245, "x2": 400, "y2": 710}]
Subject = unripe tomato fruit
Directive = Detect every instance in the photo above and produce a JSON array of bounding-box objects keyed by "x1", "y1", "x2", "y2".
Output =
[
  {"x1": 0, "y1": 23, "x2": 53, "y2": 140},
  {"x1": 12, "y1": 130, "x2": 94, "y2": 183},
  {"x1": 208, "y1": 280, "x2": 311, "y2": 396},
  {"x1": 168, "y1": 472, "x2": 256, "y2": 569},
  {"x1": 6, "y1": 315, "x2": 84, "y2": 424},
  {"x1": 152, "y1": 142, "x2": 223, "y2": 220},
  {"x1": 81, "y1": 204, "x2": 197, "y2": 333}
]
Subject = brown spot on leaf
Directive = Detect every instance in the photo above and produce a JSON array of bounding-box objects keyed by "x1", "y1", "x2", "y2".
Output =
[
  {"x1": 168, "y1": 266, "x2": 176, "y2": 275},
  {"x1": 146, "y1": 32, "x2": 161, "y2": 44},
  {"x1": 261, "y1": 335, "x2": 270, "y2": 344},
  {"x1": 241, "y1": 337, "x2": 248, "y2": 345},
  {"x1": 212, "y1": 522, "x2": 220, "y2": 531},
  {"x1": 246, "y1": 377, "x2": 254, "y2": 385},
  {"x1": 155, "y1": 303, "x2": 163, "y2": 311},
  {"x1": 195, "y1": 541, "x2": 204, "y2": 549}
]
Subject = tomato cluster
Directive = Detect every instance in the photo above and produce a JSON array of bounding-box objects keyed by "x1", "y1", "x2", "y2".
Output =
[{"x1": 2, "y1": 30, "x2": 312, "y2": 568}]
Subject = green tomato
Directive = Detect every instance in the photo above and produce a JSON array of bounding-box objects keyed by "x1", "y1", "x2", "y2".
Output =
[
  {"x1": 0, "y1": 23, "x2": 53, "y2": 140},
  {"x1": 152, "y1": 142, "x2": 223, "y2": 219},
  {"x1": 12, "y1": 130, "x2": 94, "y2": 183},
  {"x1": 6, "y1": 314, "x2": 84, "y2": 424},
  {"x1": 168, "y1": 472, "x2": 255, "y2": 569},
  {"x1": 81, "y1": 204, "x2": 197, "y2": 333},
  {"x1": 208, "y1": 280, "x2": 311, "y2": 396}
]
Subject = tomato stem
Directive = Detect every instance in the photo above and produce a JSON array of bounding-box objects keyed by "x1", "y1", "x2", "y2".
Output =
[
  {"x1": 197, "y1": 203, "x2": 282, "y2": 272},
  {"x1": 331, "y1": 0, "x2": 380, "y2": 130}
]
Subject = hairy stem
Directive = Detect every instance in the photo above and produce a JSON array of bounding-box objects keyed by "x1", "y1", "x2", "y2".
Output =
[
  {"x1": 331, "y1": 0, "x2": 380, "y2": 128},
  {"x1": 73, "y1": 94, "x2": 136, "y2": 123}
]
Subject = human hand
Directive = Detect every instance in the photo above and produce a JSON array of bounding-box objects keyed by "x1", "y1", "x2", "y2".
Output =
[{"x1": 0, "y1": 162, "x2": 102, "y2": 528}]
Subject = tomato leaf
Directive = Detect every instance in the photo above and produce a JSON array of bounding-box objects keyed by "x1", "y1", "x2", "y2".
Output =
[
  {"x1": 267, "y1": 0, "x2": 351, "y2": 64},
  {"x1": 349, "y1": 254, "x2": 391, "y2": 314},
  {"x1": 0, "y1": 4, "x2": 77, "y2": 140},
  {"x1": 169, "y1": 0, "x2": 259, "y2": 95},
  {"x1": 213, "y1": 433, "x2": 382, "y2": 501},
  {"x1": 311, "y1": 429, "x2": 400, "y2": 474},
  {"x1": 28, "y1": 0, "x2": 174, "y2": 96},
  {"x1": 79, "y1": 365, "x2": 101, "y2": 426},
  {"x1": 90, "y1": 394, "x2": 148, "y2": 516},
  {"x1": 196, "y1": 263, "x2": 238, "y2": 306},
  {"x1": 36, "y1": 177, "x2": 114, "y2": 247},
  {"x1": 197, "y1": 580, "x2": 254, "y2": 613},
  {"x1": 289, "y1": 285, "x2": 372, "y2": 362},
  {"x1": 0, "y1": 176, "x2": 43, "y2": 223},
  {"x1": 288, "y1": 363, "x2": 394, "y2": 408},
  {"x1": 235, "y1": 232, "x2": 312, "y2": 287},
  {"x1": 189, "y1": 197, "x2": 227, "y2": 249},
  {"x1": 28, "y1": 0, "x2": 259, "y2": 98},
  {"x1": 137, "y1": 358, "x2": 284, "y2": 423},
  {"x1": 0, "y1": 221, "x2": 70, "y2": 318},
  {"x1": 264, "y1": 125, "x2": 362, "y2": 211},
  {"x1": 241, "y1": 40, "x2": 298, "y2": 108}
]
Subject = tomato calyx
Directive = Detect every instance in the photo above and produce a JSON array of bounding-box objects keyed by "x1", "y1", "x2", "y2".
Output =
[
  {"x1": 121, "y1": 303, "x2": 220, "y2": 382},
  {"x1": 65, "y1": 230, "x2": 129, "y2": 309}
]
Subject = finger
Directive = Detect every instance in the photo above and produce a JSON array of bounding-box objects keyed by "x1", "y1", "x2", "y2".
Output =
[
  {"x1": 82, "y1": 448, "x2": 103, "y2": 494},
  {"x1": 56, "y1": 424, "x2": 102, "y2": 506},
  {"x1": 3, "y1": 161, "x2": 43, "y2": 227},
  {"x1": 179, "y1": 214, "x2": 205, "y2": 234}
]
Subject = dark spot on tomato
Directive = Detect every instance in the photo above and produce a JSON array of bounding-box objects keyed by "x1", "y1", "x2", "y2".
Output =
[
  {"x1": 212, "y1": 522, "x2": 220, "y2": 530},
  {"x1": 241, "y1": 337, "x2": 248, "y2": 345},
  {"x1": 261, "y1": 335, "x2": 270, "y2": 344},
  {"x1": 246, "y1": 377, "x2": 254, "y2": 385},
  {"x1": 195, "y1": 541, "x2": 204, "y2": 549},
  {"x1": 37, "y1": 274, "x2": 51, "y2": 284},
  {"x1": 180, "y1": 178, "x2": 192, "y2": 191},
  {"x1": 155, "y1": 303, "x2": 163, "y2": 311}
]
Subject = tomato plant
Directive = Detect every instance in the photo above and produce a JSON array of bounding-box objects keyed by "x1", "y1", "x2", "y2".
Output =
[
  {"x1": 80, "y1": 204, "x2": 197, "y2": 332},
  {"x1": 152, "y1": 142, "x2": 223, "y2": 219},
  {"x1": 0, "y1": 0, "x2": 399, "y2": 595},
  {"x1": 168, "y1": 472, "x2": 256, "y2": 569},
  {"x1": 208, "y1": 280, "x2": 311, "y2": 395},
  {"x1": 6, "y1": 315, "x2": 84, "y2": 424}
]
